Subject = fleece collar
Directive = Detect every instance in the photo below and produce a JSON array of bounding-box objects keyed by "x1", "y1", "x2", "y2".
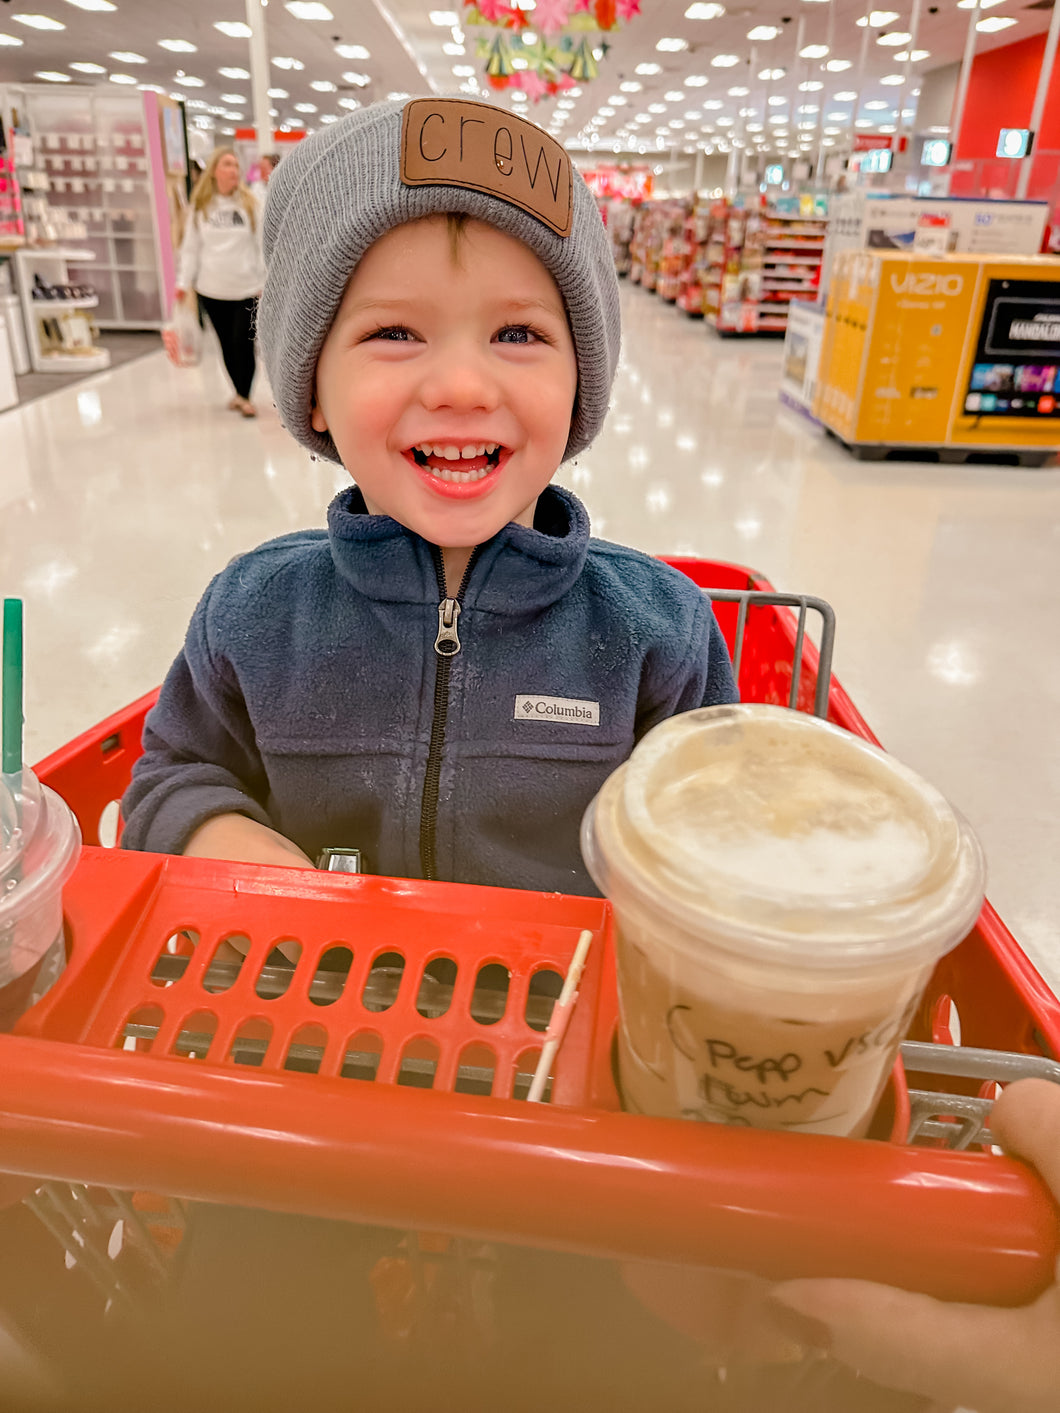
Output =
[{"x1": 326, "y1": 483, "x2": 591, "y2": 615}]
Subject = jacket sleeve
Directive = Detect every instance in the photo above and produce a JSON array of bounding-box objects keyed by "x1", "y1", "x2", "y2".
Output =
[
  {"x1": 175, "y1": 209, "x2": 202, "y2": 293},
  {"x1": 635, "y1": 595, "x2": 738, "y2": 742},
  {"x1": 120, "y1": 577, "x2": 274, "y2": 855}
]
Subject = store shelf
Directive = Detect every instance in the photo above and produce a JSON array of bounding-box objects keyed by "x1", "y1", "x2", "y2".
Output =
[
  {"x1": 30, "y1": 294, "x2": 98, "y2": 310},
  {"x1": 35, "y1": 348, "x2": 110, "y2": 372}
]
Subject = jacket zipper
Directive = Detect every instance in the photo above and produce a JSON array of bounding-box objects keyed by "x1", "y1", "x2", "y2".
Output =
[{"x1": 419, "y1": 549, "x2": 479, "y2": 880}]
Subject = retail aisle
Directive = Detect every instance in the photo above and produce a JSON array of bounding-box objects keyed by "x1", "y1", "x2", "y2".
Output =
[{"x1": 2, "y1": 283, "x2": 1059, "y2": 992}]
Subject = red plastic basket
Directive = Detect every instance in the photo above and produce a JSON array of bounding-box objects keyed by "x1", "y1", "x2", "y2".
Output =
[{"x1": 10, "y1": 559, "x2": 1058, "y2": 1308}]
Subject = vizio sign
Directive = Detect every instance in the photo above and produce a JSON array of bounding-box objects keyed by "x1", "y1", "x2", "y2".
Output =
[{"x1": 889, "y1": 272, "x2": 965, "y2": 297}]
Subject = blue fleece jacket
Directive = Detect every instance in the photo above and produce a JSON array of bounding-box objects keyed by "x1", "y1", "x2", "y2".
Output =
[{"x1": 121, "y1": 485, "x2": 737, "y2": 895}]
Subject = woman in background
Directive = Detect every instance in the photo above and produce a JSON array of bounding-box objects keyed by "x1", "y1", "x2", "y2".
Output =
[{"x1": 175, "y1": 148, "x2": 264, "y2": 418}]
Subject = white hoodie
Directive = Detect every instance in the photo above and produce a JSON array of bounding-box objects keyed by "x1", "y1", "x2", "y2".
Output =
[{"x1": 176, "y1": 193, "x2": 265, "y2": 301}]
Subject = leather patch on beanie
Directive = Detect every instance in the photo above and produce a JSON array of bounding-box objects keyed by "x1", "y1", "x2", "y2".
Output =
[{"x1": 400, "y1": 98, "x2": 573, "y2": 238}]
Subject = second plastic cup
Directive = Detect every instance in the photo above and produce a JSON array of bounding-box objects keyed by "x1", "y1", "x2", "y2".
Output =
[
  {"x1": 581, "y1": 705, "x2": 985, "y2": 1138},
  {"x1": 0, "y1": 767, "x2": 81, "y2": 1032}
]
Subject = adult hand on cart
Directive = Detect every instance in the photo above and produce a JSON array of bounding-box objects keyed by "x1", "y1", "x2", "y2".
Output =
[{"x1": 768, "y1": 1078, "x2": 1060, "y2": 1413}]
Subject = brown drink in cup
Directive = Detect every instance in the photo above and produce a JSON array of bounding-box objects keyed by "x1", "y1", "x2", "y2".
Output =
[{"x1": 581, "y1": 705, "x2": 986, "y2": 1138}]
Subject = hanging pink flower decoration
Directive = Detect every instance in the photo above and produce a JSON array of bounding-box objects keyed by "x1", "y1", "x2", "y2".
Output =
[
  {"x1": 531, "y1": 0, "x2": 572, "y2": 35},
  {"x1": 615, "y1": 0, "x2": 641, "y2": 17},
  {"x1": 517, "y1": 68, "x2": 550, "y2": 100},
  {"x1": 474, "y1": 0, "x2": 515, "y2": 23}
]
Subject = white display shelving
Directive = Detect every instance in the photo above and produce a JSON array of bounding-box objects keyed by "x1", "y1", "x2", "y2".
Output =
[
  {"x1": 14, "y1": 246, "x2": 110, "y2": 374},
  {"x1": 1, "y1": 84, "x2": 177, "y2": 330}
]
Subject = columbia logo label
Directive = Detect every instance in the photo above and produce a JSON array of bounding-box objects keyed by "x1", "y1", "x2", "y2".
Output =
[{"x1": 514, "y1": 695, "x2": 600, "y2": 726}]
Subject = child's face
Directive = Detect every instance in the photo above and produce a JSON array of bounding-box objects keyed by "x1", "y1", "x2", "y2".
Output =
[{"x1": 311, "y1": 216, "x2": 578, "y2": 553}]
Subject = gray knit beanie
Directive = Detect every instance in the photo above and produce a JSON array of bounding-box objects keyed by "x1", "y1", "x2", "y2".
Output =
[{"x1": 258, "y1": 98, "x2": 620, "y2": 465}]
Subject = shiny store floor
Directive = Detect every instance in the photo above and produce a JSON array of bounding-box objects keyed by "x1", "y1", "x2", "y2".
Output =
[{"x1": 3, "y1": 281, "x2": 1058, "y2": 994}]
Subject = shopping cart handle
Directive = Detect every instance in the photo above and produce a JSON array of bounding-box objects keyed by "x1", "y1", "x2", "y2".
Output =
[{"x1": 0, "y1": 1034, "x2": 1055, "y2": 1307}]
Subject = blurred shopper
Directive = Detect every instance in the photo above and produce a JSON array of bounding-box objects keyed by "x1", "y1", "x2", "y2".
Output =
[
  {"x1": 250, "y1": 151, "x2": 280, "y2": 204},
  {"x1": 175, "y1": 148, "x2": 264, "y2": 418}
]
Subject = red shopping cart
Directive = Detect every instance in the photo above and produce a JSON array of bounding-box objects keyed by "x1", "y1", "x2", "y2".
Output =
[{"x1": 2, "y1": 560, "x2": 1058, "y2": 1409}]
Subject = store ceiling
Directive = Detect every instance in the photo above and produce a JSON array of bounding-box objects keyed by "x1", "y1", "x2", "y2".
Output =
[{"x1": 0, "y1": 0, "x2": 1051, "y2": 161}]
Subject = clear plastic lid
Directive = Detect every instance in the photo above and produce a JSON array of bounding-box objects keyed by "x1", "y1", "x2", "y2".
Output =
[
  {"x1": 582, "y1": 705, "x2": 986, "y2": 974},
  {"x1": 0, "y1": 768, "x2": 81, "y2": 927}
]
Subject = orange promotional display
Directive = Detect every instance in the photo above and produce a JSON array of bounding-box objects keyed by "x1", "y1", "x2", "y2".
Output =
[{"x1": 815, "y1": 252, "x2": 1060, "y2": 464}]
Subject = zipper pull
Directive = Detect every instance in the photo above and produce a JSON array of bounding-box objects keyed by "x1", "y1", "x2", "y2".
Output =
[{"x1": 434, "y1": 598, "x2": 461, "y2": 657}]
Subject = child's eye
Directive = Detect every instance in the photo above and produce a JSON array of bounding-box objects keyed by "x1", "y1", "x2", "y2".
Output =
[
  {"x1": 495, "y1": 324, "x2": 549, "y2": 345},
  {"x1": 364, "y1": 325, "x2": 415, "y2": 342}
]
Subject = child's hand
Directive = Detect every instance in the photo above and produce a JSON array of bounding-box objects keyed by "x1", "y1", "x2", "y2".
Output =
[
  {"x1": 183, "y1": 813, "x2": 314, "y2": 870},
  {"x1": 768, "y1": 1078, "x2": 1060, "y2": 1413}
]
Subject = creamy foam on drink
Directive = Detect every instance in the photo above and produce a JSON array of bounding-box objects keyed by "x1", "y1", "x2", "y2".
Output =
[{"x1": 582, "y1": 705, "x2": 986, "y2": 1137}]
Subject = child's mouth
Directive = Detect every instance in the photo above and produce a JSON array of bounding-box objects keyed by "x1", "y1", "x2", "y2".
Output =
[{"x1": 409, "y1": 442, "x2": 504, "y2": 485}]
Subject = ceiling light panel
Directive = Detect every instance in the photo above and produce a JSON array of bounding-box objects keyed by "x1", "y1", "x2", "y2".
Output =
[
  {"x1": 977, "y1": 16, "x2": 1016, "y2": 30},
  {"x1": 877, "y1": 31, "x2": 911, "y2": 45},
  {"x1": 285, "y1": 2, "x2": 334, "y2": 18},
  {"x1": 711, "y1": 54, "x2": 739, "y2": 66},
  {"x1": 109, "y1": 51, "x2": 146, "y2": 63},
  {"x1": 159, "y1": 39, "x2": 197, "y2": 52},
  {"x1": 657, "y1": 37, "x2": 690, "y2": 51},
  {"x1": 219, "y1": 66, "x2": 250, "y2": 78},
  {"x1": 69, "y1": 61, "x2": 106, "y2": 72},
  {"x1": 335, "y1": 43, "x2": 370, "y2": 59},
  {"x1": 214, "y1": 22, "x2": 253, "y2": 39},
  {"x1": 15, "y1": 15, "x2": 67, "y2": 30},
  {"x1": 64, "y1": 0, "x2": 117, "y2": 8},
  {"x1": 748, "y1": 25, "x2": 780, "y2": 40}
]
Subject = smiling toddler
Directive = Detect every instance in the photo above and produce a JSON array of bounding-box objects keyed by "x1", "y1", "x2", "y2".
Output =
[{"x1": 121, "y1": 98, "x2": 737, "y2": 894}]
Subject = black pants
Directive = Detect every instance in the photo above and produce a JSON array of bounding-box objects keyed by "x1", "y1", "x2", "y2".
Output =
[{"x1": 198, "y1": 293, "x2": 257, "y2": 400}]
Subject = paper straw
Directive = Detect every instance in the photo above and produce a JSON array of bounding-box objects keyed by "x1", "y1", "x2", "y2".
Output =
[
  {"x1": 2, "y1": 599, "x2": 23, "y2": 779},
  {"x1": 526, "y1": 929, "x2": 594, "y2": 1104}
]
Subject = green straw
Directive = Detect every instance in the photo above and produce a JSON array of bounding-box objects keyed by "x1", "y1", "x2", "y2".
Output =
[{"x1": 2, "y1": 598, "x2": 23, "y2": 777}]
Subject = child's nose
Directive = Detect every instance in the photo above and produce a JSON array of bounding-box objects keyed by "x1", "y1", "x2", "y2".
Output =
[{"x1": 419, "y1": 347, "x2": 501, "y2": 415}]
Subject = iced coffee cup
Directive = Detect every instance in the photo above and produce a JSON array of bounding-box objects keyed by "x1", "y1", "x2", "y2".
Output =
[
  {"x1": 0, "y1": 767, "x2": 81, "y2": 1031},
  {"x1": 581, "y1": 704, "x2": 985, "y2": 1138}
]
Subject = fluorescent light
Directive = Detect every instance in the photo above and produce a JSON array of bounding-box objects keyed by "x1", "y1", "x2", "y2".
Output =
[
  {"x1": 799, "y1": 44, "x2": 829, "y2": 58},
  {"x1": 337, "y1": 97, "x2": 360, "y2": 109},
  {"x1": 664, "y1": 89, "x2": 685, "y2": 101},
  {"x1": 0, "y1": 34, "x2": 24, "y2": 46},
  {"x1": 273, "y1": 56, "x2": 306, "y2": 70},
  {"x1": 221, "y1": 92, "x2": 248, "y2": 102},
  {"x1": 864, "y1": 99, "x2": 889, "y2": 109},
  {"x1": 174, "y1": 75, "x2": 206, "y2": 87},
  {"x1": 702, "y1": 99, "x2": 723, "y2": 109},
  {"x1": 268, "y1": 87, "x2": 288, "y2": 98},
  {"x1": 219, "y1": 66, "x2": 250, "y2": 78},
  {"x1": 429, "y1": 10, "x2": 459, "y2": 23},
  {"x1": 109, "y1": 73, "x2": 138, "y2": 84},
  {"x1": 620, "y1": 81, "x2": 642, "y2": 91},
  {"x1": 685, "y1": 2, "x2": 725, "y2": 16},
  {"x1": 63, "y1": 0, "x2": 116, "y2": 8},
  {"x1": 759, "y1": 67, "x2": 785, "y2": 80},
  {"x1": 877, "y1": 31, "x2": 911, "y2": 44},
  {"x1": 834, "y1": 90, "x2": 857, "y2": 100},
  {"x1": 768, "y1": 95, "x2": 787, "y2": 105},
  {"x1": 879, "y1": 73, "x2": 905, "y2": 84},
  {"x1": 727, "y1": 85, "x2": 749, "y2": 96},
  {"x1": 857, "y1": 9, "x2": 899, "y2": 23},
  {"x1": 109, "y1": 51, "x2": 146, "y2": 63},
  {"x1": 310, "y1": 79, "x2": 337, "y2": 91},
  {"x1": 826, "y1": 111, "x2": 849, "y2": 120},
  {"x1": 15, "y1": 14, "x2": 66, "y2": 30},
  {"x1": 824, "y1": 58, "x2": 852, "y2": 71},
  {"x1": 711, "y1": 53, "x2": 739, "y2": 66},
  {"x1": 342, "y1": 71, "x2": 370, "y2": 85},
  {"x1": 647, "y1": 103, "x2": 666, "y2": 113},
  {"x1": 139, "y1": 83, "x2": 165, "y2": 93},
  {"x1": 657, "y1": 37, "x2": 690, "y2": 51},
  {"x1": 335, "y1": 43, "x2": 369, "y2": 60},
  {"x1": 442, "y1": 42, "x2": 463, "y2": 55},
  {"x1": 285, "y1": 1, "x2": 334, "y2": 17},
  {"x1": 35, "y1": 70, "x2": 72, "y2": 80},
  {"x1": 799, "y1": 80, "x2": 823, "y2": 90},
  {"x1": 977, "y1": 15, "x2": 1016, "y2": 30},
  {"x1": 159, "y1": 39, "x2": 197, "y2": 53},
  {"x1": 748, "y1": 25, "x2": 779, "y2": 39},
  {"x1": 957, "y1": 0, "x2": 1004, "y2": 7},
  {"x1": 69, "y1": 61, "x2": 106, "y2": 72},
  {"x1": 894, "y1": 49, "x2": 930, "y2": 61},
  {"x1": 294, "y1": 102, "x2": 317, "y2": 112},
  {"x1": 387, "y1": 91, "x2": 411, "y2": 100},
  {"x1": 452, "y1": 65, "x2": 475, "y2": 76},
  {"x1": 214, "y1": 21, "x2": 253, "y2": 38}
]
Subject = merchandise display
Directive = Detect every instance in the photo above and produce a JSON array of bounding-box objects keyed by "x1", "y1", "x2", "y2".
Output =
[
  {"x1": 815, "y1": 251, "x2": 1060, "y2": 463},
  {"x1": 12, "y1": 246, "x2": 109, "y2": 373},
  {"x1": 0, "y1": 84, "x2": 177, "y2": 329},
  {"x1": 709, "y1": 201, "x2": 828, "y2": 336}
]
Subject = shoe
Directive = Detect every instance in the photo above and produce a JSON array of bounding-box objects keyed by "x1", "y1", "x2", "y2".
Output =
[
  {"x1": 227, "y1": 397, "x2": 242, "y2": 411},
  {"x1": 238, "y1": 398, "x2": 257, "y2": 418}
]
